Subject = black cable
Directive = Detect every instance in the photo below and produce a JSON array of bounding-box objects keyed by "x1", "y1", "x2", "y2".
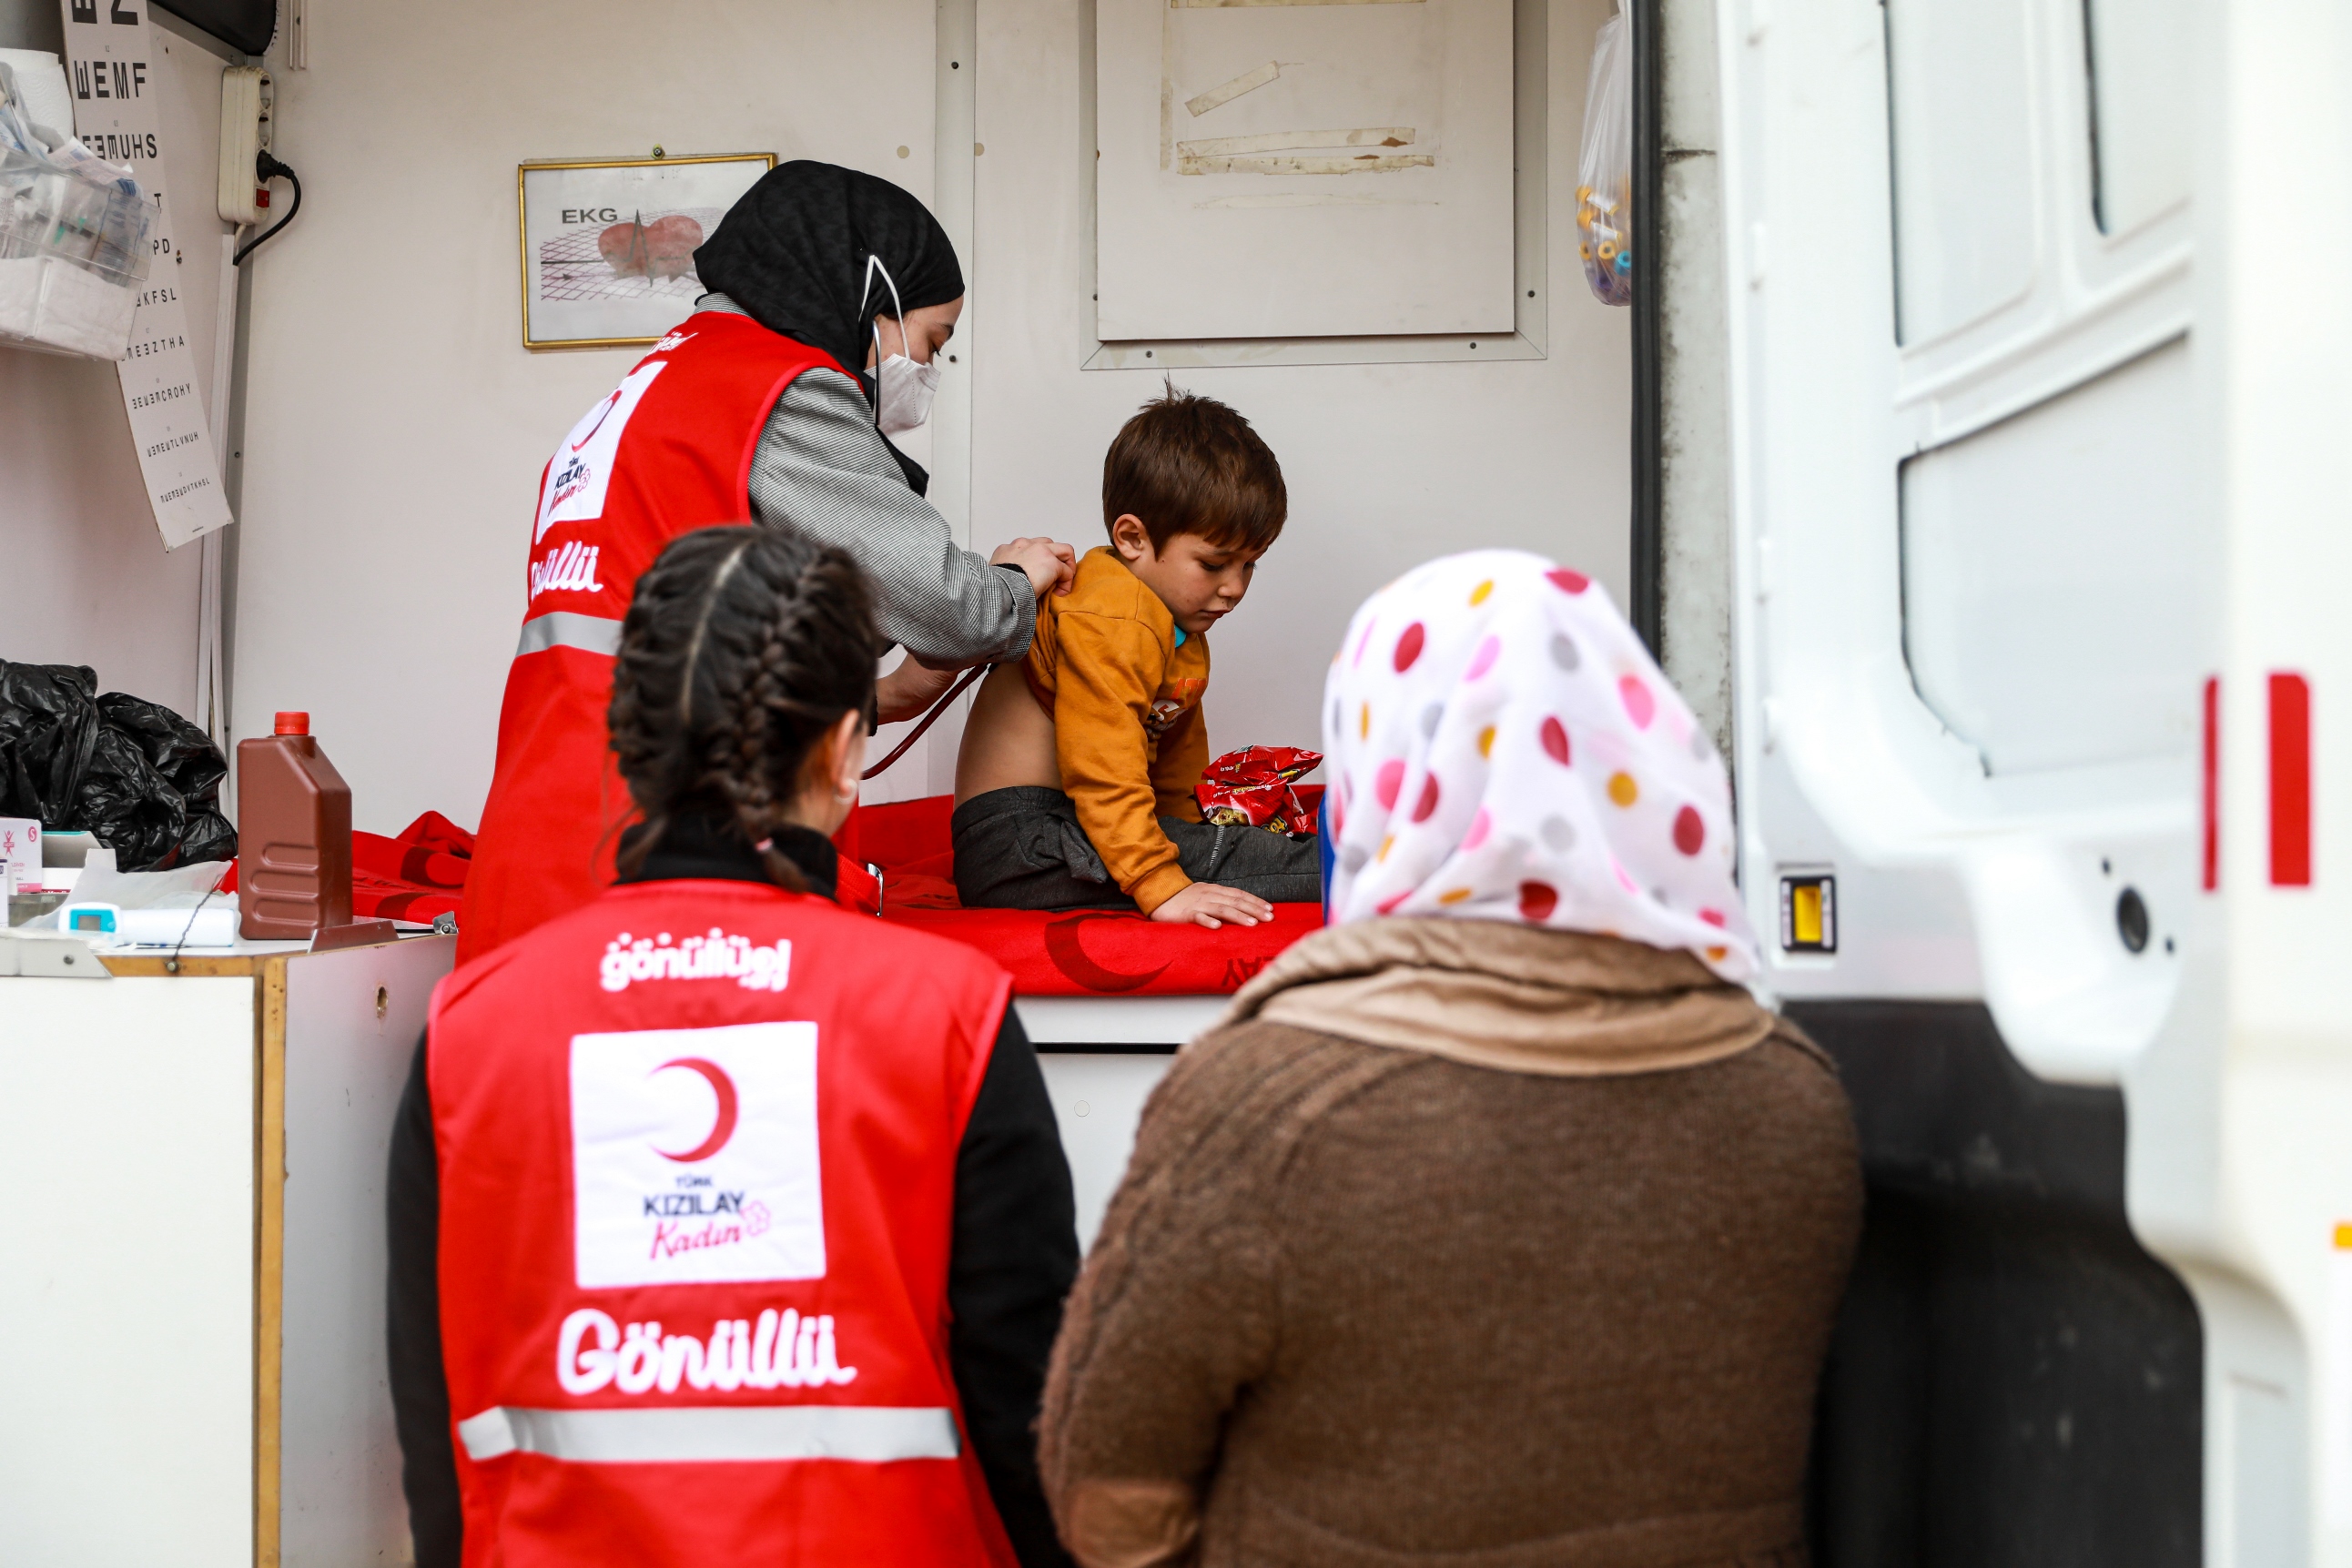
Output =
[
  {"x1": 1627, "y1": 0, "x2": 1665, "y2": 657},
  {"x1": 234, "y1": 152, "x2": 301, "y2": 266},
  {"x1": 164, "y1": 872, "x2": 226, "y2": 975}
]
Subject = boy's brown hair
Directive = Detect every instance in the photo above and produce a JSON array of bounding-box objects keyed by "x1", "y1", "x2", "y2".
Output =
[{"x1": 1101, "y1": 384, "x2": 1287, "y2": 552}]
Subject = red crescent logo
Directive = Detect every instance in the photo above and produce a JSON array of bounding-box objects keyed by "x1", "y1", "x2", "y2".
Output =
[
  {"x1": 649, "y1": 1057, "x2": 739, "y2": 1162},
  {"x1": 1043, "y1": 913, "x2": 1171, "y2": 994},
  {"x1": 571, "y1": 389, "x2": 624, "y2": 452}
]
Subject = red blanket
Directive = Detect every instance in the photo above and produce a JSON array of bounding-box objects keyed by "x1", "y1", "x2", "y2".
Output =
[
  {"x1": 852, "y1": 794, "x2": 1322, "y2": 996},
  {"x1": 885, "y1": 901, "x2": 1321, "y2": 996},
  {"x1": 256, "y1": 795, "x2": 1319, "y2": 994},
  {"x1": 353, "y1": 811, "x2": 475, "y2": 922}
]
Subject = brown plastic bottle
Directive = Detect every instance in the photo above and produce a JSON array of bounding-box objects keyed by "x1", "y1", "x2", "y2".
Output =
[{"x1": 238, "y1": 711, "x2": 354, "y2": 939}]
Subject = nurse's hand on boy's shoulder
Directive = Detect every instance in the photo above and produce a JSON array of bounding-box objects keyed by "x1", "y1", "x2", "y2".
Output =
[
  {"x1": 1151, "y1": 880, "x2": 1273, "y2": 929},
  {"x1": 991, "y1": 536, "x2": 1078, "y2": 599}
]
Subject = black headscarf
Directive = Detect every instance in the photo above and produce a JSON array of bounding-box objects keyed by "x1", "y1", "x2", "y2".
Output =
[{"x1": 694, "y1": 162, "x2": 963, "y2": 491}]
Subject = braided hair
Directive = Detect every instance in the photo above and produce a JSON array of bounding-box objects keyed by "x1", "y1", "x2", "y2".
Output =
[{"x1": 608, "y1": 525, "x2": 877, "y2": 891}]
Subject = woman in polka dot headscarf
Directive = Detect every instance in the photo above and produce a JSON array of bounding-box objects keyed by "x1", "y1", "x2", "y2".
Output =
[
  {"x1": 1321, "y1": 547, "x2": 1758, "y2": 976},
  {"x1": 1039, "y1": 550, "x2": 1860, "y2": 1568}
]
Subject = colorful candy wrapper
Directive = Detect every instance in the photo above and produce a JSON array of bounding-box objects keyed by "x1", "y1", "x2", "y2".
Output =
[{"x1": 1196, "y1": 746, "x2": 1323, "y2": 836}]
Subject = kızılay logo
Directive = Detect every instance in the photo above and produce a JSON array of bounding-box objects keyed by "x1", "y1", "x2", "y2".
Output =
[
  {"x1": 571, "y1": 1023, "x2": 826, "y2": 1288},
  {"x1": 650, "y1": 1057, "x2": 736, "y2": 1160},
  {"x1": 535, "y1": 359, "x2": 667, "y2": 541}
]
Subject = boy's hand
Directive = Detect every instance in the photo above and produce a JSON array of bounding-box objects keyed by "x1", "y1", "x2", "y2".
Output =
[
  {"x1": 1150, "y1": 882, "x2": 1273, "y2": 929},
  {"x1": 993, "y1": 537, "x2": 1078, "y2": 599}
]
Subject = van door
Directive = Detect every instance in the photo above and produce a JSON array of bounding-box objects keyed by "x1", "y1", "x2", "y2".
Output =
[{"x1": 1707, "y1": 0, "x2": 2352, "y2": 1561}]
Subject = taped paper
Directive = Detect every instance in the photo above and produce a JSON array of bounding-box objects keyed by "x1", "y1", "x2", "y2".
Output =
[
  {"x1": 1181, "y1": 152, "x2": 1434, "y2": 176},
  {"x1": 1185, "y1": 61, "x2": 1281, "y2": 116},
  {"x1": 1098, "y1": 0, "x2": 1514, "y2": 339},
  {"x1": 1176, "y1": 126, "x2": 1414, "y2": 157}
]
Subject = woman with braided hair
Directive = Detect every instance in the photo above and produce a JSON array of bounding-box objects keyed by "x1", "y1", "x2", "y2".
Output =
[{"x1": 389, "y1": 526, "x2": 1080, "y2": 1568}]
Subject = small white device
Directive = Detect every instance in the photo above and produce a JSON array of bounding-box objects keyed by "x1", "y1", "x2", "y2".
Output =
[
  {"x1": 217, "y1": 66, "x2": 275, "y2": 226},
  {"x1": 57, "y1": 902, "x2": 238, "y2": 946}
]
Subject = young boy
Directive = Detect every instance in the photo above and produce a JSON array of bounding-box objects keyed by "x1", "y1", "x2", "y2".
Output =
[{"x1": 951, "y1": 388, "x2": 1320, "y2": 927}]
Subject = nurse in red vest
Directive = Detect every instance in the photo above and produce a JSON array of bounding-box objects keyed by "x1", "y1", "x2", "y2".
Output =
[
  {"x1": 459, "y1": 161, "x2": 1075, "y2": 962},
  {"x1": 390, "y1": 526, "x2": 1080, "y2": 1567}
]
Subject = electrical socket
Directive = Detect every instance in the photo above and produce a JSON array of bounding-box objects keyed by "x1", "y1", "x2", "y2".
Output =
[{"x1": 217, "y1": 66, "x2": 274, "y2": 227}]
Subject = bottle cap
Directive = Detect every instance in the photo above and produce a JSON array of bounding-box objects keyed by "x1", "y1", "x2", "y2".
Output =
[{"x1": 274, "y1": 711, "x2": 310, "y2": 735}]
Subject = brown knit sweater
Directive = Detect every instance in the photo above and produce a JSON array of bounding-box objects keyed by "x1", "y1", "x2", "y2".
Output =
[{"x1": 1039, "y1": 921, "x2": 1862, "y2": 1568}]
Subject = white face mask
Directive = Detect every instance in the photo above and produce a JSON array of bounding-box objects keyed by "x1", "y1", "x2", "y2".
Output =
[{"x1": 863, "y1": 256, "x2": 940, "y2": 437}]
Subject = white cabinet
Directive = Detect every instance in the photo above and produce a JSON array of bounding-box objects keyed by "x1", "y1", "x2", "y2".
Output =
[{"x1": 0, "y1": 936, "x2": 455, "y2": 1567}]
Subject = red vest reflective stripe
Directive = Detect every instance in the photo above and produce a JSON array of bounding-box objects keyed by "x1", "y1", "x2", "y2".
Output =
[
  {"x1": 428, "y1": 877, "x2": 1019, "y2": 1568},
  {"x1": 458, "y1": 316, "x2": 850, "y2": 964}
]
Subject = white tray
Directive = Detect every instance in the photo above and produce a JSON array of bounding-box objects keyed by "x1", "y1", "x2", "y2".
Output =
[{"x1": 0, "y1": 251, "x2": 135, "y2": 359}]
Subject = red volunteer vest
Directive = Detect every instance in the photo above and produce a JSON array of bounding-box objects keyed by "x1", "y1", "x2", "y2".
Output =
[
  {"x1": 428, "y1": 876, "x2": 1019, "y2": 1568},
  {"x1": 459, "y1": 315, "x2": 849, "y2": 963}
]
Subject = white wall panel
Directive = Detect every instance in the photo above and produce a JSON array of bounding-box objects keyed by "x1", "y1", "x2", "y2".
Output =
[{"x1": 1037, "y1": 1053, "x2": 1176, "y2": 1249}]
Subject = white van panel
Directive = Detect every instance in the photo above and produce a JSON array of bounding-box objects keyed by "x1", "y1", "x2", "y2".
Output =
[
  {"x1": 2083, "y1": 0, "x2": 2195, "y2": 238},
  {"x1": 1885, "y1": 0, "x2": 2039, "y2": 346},
  {"x1": 1901, "y1": 337, "x2": 2199, "y2": 775}
]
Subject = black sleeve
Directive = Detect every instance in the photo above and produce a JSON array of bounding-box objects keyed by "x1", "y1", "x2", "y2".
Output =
[
  {"x1": 386, "y1": 1030, "x2": 462, "y2": 1568},
  {"x1": 950, "y1": 1011, "x2": 1081, "y2": 1568}
]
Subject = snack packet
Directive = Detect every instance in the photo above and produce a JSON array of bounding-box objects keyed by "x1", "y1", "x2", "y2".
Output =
[{"x1": 1196, "y1": 746, "x2": 1322, "y2": 836}]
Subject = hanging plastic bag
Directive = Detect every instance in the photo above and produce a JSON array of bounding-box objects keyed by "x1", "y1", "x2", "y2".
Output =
[{"x1": 1576, "y1": 12, "x2": 1633, "y2": 307}]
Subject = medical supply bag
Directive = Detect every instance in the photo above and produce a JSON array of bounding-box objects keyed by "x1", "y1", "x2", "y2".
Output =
[
  {"x1": 1576, "y1": 12, "x2": 1634, "y2": 307},
  {"x1": 0, "y1": 60, "x2": 149, "y2": 359}
]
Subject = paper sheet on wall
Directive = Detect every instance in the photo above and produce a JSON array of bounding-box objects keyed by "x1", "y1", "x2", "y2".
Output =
[
  {"x1": 1096, "y1": 0, "x2": 1515, "y2": 340},
  {"x1": 59, "y1": 0, "x2": 232, "y2": 550}
]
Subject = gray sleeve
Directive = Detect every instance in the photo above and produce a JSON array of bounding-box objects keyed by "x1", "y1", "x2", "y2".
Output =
[{"x1": 747, "y1": 368, "x2": 1036, "y2": 665}]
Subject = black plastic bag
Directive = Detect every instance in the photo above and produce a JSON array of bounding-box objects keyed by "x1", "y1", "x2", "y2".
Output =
[
  {"x1": 0, "y1": 660, "x2": 238, "y2": 871},
  {"x1": 0, "y1": 663, "x2": 102, "y2": 825},
  {"x1": 95, "y1": 692, "x2": 237, "y2": 866}
]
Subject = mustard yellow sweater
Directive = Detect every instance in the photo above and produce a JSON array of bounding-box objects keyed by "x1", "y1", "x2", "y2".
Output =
[{"x1": 1020, "y1": 548, "x2": 1211, "y2": 913}]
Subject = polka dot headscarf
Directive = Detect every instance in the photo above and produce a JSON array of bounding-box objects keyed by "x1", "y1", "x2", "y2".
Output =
[{"x1": 1321, "y1": 550, "x2": 1758, "y2": 980}]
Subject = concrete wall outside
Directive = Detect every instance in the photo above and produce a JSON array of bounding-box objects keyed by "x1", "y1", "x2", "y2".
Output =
[{"x1": 1657, "y1": 0, "x2": 1735, "y2": 761}]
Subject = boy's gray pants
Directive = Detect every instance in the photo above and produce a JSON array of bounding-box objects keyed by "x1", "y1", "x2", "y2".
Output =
[{"x1": 950, "y1": 784, "x2": 1322, "y2": 910}]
